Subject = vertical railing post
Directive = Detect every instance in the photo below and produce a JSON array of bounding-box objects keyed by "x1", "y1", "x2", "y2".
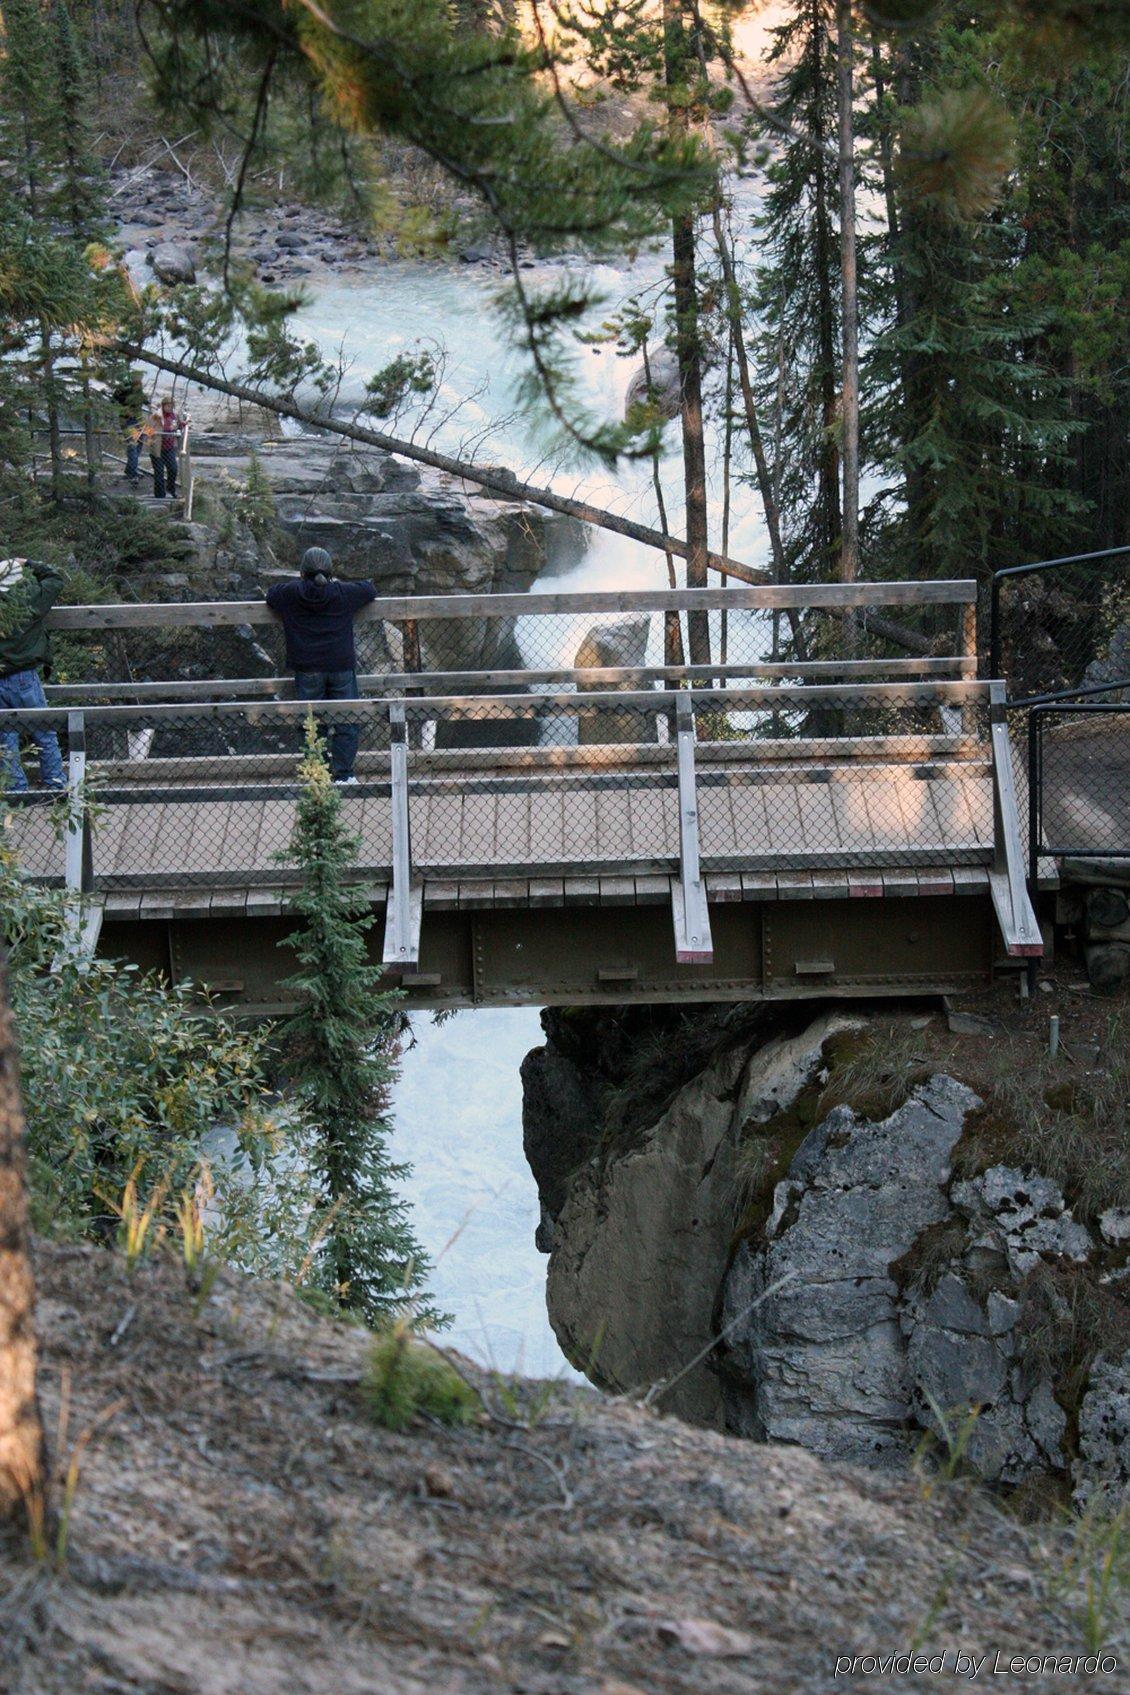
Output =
[
  {"x1": 55, "y1": 709, "x2": 101, "y2": 966},
  {"x1": 64, "y1": 709, "x2": 88, "y2": 897},
  {"x1": 672, "y1": 692, "x2": 713, "y2": 964},
  {"x1": 382, "y1": 699, "x2": 422, "y2": 966},
  {"x1": 181, "y1": 420, "x2": 194, "y2": 520},
  {"x1": 1028, "y1": 706, "x2": 1041, "y2": 899}
]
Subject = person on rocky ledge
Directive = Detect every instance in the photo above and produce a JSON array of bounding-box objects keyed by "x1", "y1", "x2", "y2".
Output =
[
  {"x1": 146, "y1": 393, "x2": 188, "y2": 499},
  {"x1": 266, "y1": 546, "x2": 377, "y2": 784}
]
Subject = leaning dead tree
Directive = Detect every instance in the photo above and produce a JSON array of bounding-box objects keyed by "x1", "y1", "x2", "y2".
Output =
[
  {"x1": 114, "y1": 344, "x2": 935, "y2": 656},
  {"x1": 115, "y1": 344, "x2": 770, "y2": 588},
  {"x1": 0, "y1": 953, "x2": 48, "y2": 1551}
]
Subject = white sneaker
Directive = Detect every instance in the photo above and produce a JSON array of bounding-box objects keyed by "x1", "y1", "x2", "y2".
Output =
[{"x1": 334, "y1": 775, "x2": 359, "y2": 786}]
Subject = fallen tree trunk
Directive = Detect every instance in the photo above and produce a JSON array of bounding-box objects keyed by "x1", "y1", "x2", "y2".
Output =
[
  {"x1": 115, "y1": 344, "x2": 769, "y2": 586},
  {"x1": 114, "y1": 343, "x2": 936, "y2": 655}
]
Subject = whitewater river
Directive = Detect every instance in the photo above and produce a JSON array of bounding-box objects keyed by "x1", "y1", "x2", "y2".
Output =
[{"x1": 287, "y1": 228, "x2": 772, "y2": 1377}]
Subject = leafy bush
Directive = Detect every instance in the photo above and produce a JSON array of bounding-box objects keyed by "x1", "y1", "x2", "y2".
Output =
[
  {"x1": 362, "y1": 1330, "x2": 479, "y2": 1433},
  {"x1": 0, "y1": 805, "x2": 325, "y2": 1273}
]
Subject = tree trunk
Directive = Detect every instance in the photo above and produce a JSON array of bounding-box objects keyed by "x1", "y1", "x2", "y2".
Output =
[
  {"x1": 0, "y1": 953, "x2": 48, "y2": 1549},
  {"x1": 807, "y1": 1, "x2": 842, "y2": 570},
  {"x1": 664, "y1": 0, "x2": 711, "y2": 665},
  {"x1": 836, "y1": 0, "x2": 860, "y2": 604}
]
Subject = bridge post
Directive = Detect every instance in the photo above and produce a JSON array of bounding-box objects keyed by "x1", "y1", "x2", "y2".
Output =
[
  {"x1": 382, "y1": 700, "x2": 422, "y2": 967},
  {"x1": 987, "y1": 681, "x2": 1042, "y2": 959},
  {"x1": 673, "y1": 693, "x2": 713, "y2": 965},
  {"x1": 57, "y1": 711, "x2": 100, "y2": 965}
]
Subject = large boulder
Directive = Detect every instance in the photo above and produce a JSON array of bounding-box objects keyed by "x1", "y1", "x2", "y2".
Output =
[
  {"x1": 148, "y1": 242, "x2": 197, "y2": 285},
  {"x1": 623, "y1": 345, "x2": 680, "y2": 420}
]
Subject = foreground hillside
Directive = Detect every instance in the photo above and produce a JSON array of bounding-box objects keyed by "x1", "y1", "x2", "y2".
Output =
[{"x1": 1, "y1": 1244, "x2": 1123, "y2": 1694}]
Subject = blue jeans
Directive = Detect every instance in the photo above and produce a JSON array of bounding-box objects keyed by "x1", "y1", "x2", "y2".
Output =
[
  {"x1": 125, "y1": 439, "x2": 142, "y2": 479},
  {"x1": 0, "y1": 669, "x2": 65, "y2": 792},
  {"x1": 294, "y1": 669, "x2": 361, "y2": 779}
]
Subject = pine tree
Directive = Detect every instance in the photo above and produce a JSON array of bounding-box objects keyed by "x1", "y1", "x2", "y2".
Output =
[
  {"x1": 750, "y1": 0, "x2": 844, "y2": 591},
  {"x1": 864, "y1": 15, "x2": 1085, "y2": 583},
  {"x1": 279, "y1": 723, "x2": 440, "y2": 1329}
]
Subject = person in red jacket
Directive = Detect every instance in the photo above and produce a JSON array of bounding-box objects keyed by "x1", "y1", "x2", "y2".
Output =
[{"x1": 266, "y1": 547, "x2": 377, "y2": 782}]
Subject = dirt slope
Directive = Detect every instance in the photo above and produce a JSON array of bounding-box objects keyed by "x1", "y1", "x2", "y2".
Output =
[{"x1": 1, "y1": 1242, "x2": 1122, "y2": 1695}]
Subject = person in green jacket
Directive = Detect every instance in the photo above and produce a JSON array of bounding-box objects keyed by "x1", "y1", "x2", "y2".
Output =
[{"x1": 0, "y1": 558, "x2": 65, "y2": 792}]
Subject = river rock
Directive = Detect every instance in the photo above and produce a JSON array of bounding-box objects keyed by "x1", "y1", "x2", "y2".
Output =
[
  {"x1": 148, "y1": 242, "x2": 197, "y2": 284},
  {"x1": 573, "y1": 616, "x2": 650, "y2": 672},
  {"x1": 624, "y1": 345, "x2": 681, "y2": 420}
]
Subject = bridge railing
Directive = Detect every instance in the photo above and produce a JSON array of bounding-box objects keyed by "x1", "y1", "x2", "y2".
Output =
[
  {"x1": 0, "y1": 669, "x2": 1041, "y2": 963},
  {"x1": 43, "y1": 581, "x2": 979, "y2": 700}
]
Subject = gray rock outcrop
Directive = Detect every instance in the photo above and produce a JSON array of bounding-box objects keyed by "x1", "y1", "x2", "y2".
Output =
[
  {"x1": 722, "y1": 1077, "x2": 977, "y2": 1463},
  {"x1": 538, "y1": 1013, "x2": 858, "y2": 1426},
  {"x1": 526, "y1": 1007, "x2": 1128, "y2": 1494},
  {"x1": 1075, "y1": 1351, "x2": 1130, "y2": 1506}
]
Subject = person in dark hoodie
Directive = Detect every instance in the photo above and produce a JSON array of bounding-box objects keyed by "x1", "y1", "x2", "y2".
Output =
[
  {"x1": 266, "y1": 547, "x2": 377, "y2": 782},
  {"x1": 0, "y1": 557, "x2": 65, "y2": 792}
]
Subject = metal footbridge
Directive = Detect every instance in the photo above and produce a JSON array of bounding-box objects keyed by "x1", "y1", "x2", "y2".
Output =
[{"x1": 3, "y1": 579, "x2": 1045, "y2": 1010}]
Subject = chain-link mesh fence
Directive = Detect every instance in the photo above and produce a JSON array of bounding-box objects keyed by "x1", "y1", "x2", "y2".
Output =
[
  {"x1": 2, "y1": 681, "x2": 994, "y2": 894},
  {"x1": 990, "y1": 551, "x2": 1130, "y2": 704},
  {"x1": 1029, "y1": 703, "x2": 1130, "y2": 884}
]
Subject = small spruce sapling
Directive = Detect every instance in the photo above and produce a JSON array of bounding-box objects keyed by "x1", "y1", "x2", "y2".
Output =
[{"x1": 278, "y1": 719, "x2": 442, "y2": 1329}]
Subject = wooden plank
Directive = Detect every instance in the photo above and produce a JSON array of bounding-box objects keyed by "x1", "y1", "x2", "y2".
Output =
[
  {"x1": 598, "y1": 875, "x2": 636, "y2": 905},
  {"x1": 775, "y1": 871, "x2": 815, "y2": 899},
  {"x1": 45, "y1": 579, "x2": 977, "y2": 633},
  {"x1": 423, "y1": 880, "x2": 461, "y2": 910},
  {"x1": 486, "y1": 879, "x2": 531, "y2": 909},
  {"x1": 634, "y1": 873, "x2": 671, "y2": 904},
  {"x1": 794, "y1": 783, "x2": 842, "y2": 857},
  {"x1": 810, "y1": 870, "x2": 850, "y2": 899},
  {"x1": 848, "y1": 872, "x2": 883, "y2": 898},
  {"x1": 493, "y1": 790, "x2": 532, "y2": 867},
  {"x1": 705, "y1": 873, "x2": 743, "y2": 902},
  {"x1": 102, "y1": 892, "x2": 142, "y2": 919},
  {"x1": 917, "y1": 869, "x2": 955, "y2": 896},
  {"x1": 528, "y1": 877, "x2": 565, "y2": 908},
  {"x1": 207, "y1": 891, "x2": 249, "y2": 916},
  {"x1": 563, "y1": 877, "x2": 601, "y2": 906},
  {"x1": 741, "y1": 870, "x2": 778, "y2": 900},
  {"x1": 881, "y1": 869, "x2": 919, "y2": 898},
  {"x1": 10, "y1": 679, "x2": 990, "y2": 729}
]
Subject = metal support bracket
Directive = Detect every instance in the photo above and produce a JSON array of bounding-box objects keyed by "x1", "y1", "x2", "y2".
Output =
[
  {"x1": 672, "y1": 694, "x2": 713, "y2": 964},
  {"x1": 988, "y1": 682, "x2": 1043, "y2": 957},
  {"x1": 383, "y1": 700, "x2": 423, "y2": 966}
]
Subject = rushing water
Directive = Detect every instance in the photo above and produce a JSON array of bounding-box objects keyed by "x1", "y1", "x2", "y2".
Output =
[{"x1": 288, "y1": 231, "x2": 772, "y2": 1376}]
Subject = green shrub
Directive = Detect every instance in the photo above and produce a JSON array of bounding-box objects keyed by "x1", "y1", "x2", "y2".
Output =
[{"x1": 362, "y1": 1331, "x2": 479, "y2": 1433}]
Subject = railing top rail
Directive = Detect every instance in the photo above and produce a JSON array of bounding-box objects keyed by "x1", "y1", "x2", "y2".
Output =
[
  {"x1": 991, "y1": 545, "x2": 1130, "y2": 585},
  {"x1": 0, "y1": 677, "x2": 992, "y2": 729},
  {"x1": 45, "y1": 578, "x2": 979, "y2": 632}
]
